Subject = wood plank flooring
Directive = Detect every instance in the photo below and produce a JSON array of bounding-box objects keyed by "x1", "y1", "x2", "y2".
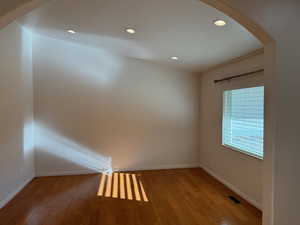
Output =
[{"x1": 0, "y1": 168, "x2": 262, "y2": 225}]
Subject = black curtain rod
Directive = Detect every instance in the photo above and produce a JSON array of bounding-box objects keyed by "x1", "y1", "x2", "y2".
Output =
[{"x1": 214, "y1": 68, "x2": 264, "y2": 83}]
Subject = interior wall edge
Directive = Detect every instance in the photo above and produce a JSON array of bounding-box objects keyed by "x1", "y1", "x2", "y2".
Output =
[
  {"x1": 0, "y1": 174, "x2": 34, "y2": 209},
  {"x1": 0, "y1": 21, "x2": 35, "y2": 210},
  {"x1": 200, "y1": 164, "x2": 262, "y2": 210}
]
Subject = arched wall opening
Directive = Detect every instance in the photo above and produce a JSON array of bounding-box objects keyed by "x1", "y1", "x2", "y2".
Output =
[{"x1": 0, "y1": 1, "x2": 276, "y2": 225}]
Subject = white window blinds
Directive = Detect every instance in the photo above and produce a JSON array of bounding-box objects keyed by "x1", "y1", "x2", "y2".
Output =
[{"x1": 222, "y1": 86, "x2": 264, "y2": 159}]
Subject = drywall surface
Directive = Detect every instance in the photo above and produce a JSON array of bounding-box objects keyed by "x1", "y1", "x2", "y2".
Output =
[
  {"x1": 211, "y1": 1, "x2": 300, "y2": 224},
  {"x1": 200, "y1": 53, "x2": 264, "y2": 208},
  {"x1": 0, "y1": 22, "x2": 34, "y2": 208},
  {"x1": 3, "y1": 1, "x2": 300, "y2": 224},
  {"x1": 33, "y1": 34, "x2": 201, "y2": 175}
]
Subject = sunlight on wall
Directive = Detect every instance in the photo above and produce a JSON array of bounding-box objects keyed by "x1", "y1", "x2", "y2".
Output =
[
  {"x1": 98, "y1": 172, "x2": 149, "y2": 202},
  {"x1": 23, "y1": 120, "x2": 34, "y2": 158},
  {"x1": 21, "y1": 26, "x2": 34, "y2": 158},
  {"x1": 20, "y1": 25, "x2": 35, "y2": 177},
  {"x1": 31, "y1": 28, "x2": 200, "y2": 173},
  {"x1": 35, "y1": 123, "x2": 112, "y2": 173}
]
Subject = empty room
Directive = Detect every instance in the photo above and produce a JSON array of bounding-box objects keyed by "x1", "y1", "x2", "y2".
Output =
[{"x1": 0, "y1": 0, "x2": 299, "y2": 225}]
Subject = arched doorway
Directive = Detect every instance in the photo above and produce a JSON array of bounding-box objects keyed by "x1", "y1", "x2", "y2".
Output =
[{"x1": 0, "y1": 1, "x2": 276, "y2": 225}]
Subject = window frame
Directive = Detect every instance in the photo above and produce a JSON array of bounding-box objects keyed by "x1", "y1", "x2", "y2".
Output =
[{"x1": 221, "y1": 86, "x2": 265, "y2": 160}]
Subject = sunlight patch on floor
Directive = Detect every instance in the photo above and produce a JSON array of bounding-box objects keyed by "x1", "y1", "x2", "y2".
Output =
[{"x1": 97, "y1": 172, "x2": 149, "y2": 202}]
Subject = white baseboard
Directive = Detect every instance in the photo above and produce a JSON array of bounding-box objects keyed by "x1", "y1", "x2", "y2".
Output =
[
  {"x1": 114, "y1": 163, "x2": 200, "y2": 172},
  {"x1": 35, "y1": 169, "x2": 104, "y2": 177},
  {"x1": 35, "y1": 164, "x2": 200, "y2": 176},
  {"x1": 0, "y1": 165, "x2": 261, "y2": 211},
  {"x1": 0, "y1": 174, "x2": 34, "y2": 209},
  {"x1": 200, "y1": 164, "x2": 262, "y2": 210}
]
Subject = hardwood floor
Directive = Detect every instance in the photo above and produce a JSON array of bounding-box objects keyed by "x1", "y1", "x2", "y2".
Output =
[{"x1": 0, "y1": 168, "x2": 262, "y2": 225}]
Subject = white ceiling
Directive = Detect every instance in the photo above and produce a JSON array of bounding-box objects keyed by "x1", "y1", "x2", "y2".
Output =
[{"x1": 19, "y1": 0, "x2": 262, "y2": 72}]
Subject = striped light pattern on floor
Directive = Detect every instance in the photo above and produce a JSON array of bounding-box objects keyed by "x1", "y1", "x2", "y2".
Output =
[{"x1": 97, "y1": 172, "x2": 149, "y2": 202}]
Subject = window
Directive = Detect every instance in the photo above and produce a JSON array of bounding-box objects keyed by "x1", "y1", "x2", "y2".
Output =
[{"x1": 222, "y1": 86, "x2": 264, "y2": 159}]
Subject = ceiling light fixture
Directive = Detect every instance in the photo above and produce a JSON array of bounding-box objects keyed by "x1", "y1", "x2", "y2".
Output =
[
  {"x1": 125, "y1": 28, "x2": 136, "y2": 34},
  {"x1": 171, "y1": 56, "x2": 179, "y2": 60},
  {"x1": 214, "y1": 20, "x2": 227, "y2": 27},
  {"x1": 67, "y1": 29, "x2": 76, "y2": 34}
]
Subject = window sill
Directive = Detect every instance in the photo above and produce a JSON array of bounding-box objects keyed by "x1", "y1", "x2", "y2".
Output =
[{"x1": 222, "y1": 144, "x2": 264, "y2": 161}]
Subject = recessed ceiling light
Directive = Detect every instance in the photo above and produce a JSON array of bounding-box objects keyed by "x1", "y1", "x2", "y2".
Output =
[
  {"x1": 171, "y1": 56, "x2": 179, "y2": 60},
  {"x1": 214, "y1": 20, "x2": 227, "y2": 27},
  {"x1": 125, "y1": 28, "x2": 136, "y2": 34},
  {"x1": 67, "y1": 29, "x2": 76, "y2": 34}
]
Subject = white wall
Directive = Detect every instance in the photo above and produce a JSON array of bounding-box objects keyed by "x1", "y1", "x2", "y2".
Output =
[
  {"x1": 33, "y1": 34, "x2": 201, "y2": 176},
  {"x1": 200, "y1": 53, "x2": 264, "y2": 208},
  {"x1": 213, "y1": 1, "x2": 300, "y2": 224},
  {"x1": 3, "y1": 1, "x2": 300, "y2": 225},
  {"x1": 0, "y1": 22, "x2": 34, "y2": 208}
]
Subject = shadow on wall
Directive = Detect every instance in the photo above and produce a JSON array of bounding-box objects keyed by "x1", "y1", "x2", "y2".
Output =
[
  {"x1": 34, "y1": 123, "x2": 112, "y2": 176},
  {"x1": 31, "y1": 27, "x2": 156, "y2": 61},
  {"x1": 32, "y1": 31, "x2": 125, "y2": 87}
]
